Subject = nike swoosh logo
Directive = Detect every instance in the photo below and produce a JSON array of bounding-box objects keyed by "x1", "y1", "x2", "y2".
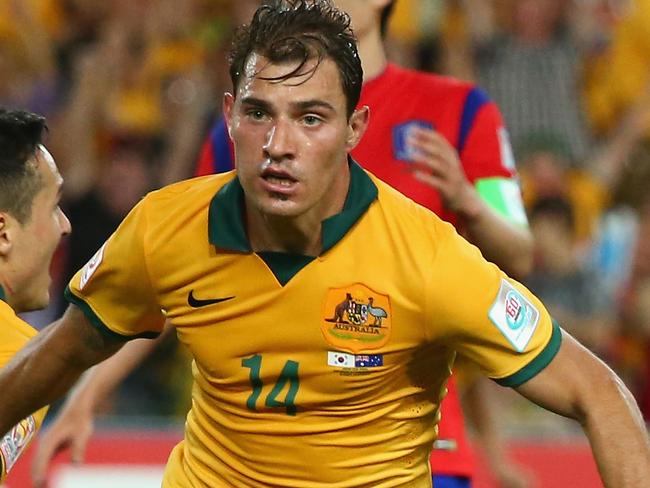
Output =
[{"x1": 187, "y1": 290, "x2": 235, "y2": 308}]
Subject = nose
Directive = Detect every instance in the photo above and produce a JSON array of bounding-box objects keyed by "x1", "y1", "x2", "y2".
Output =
[
  {"x1": 58, "y1": 207, "x2": 72, "y2": 236},
  {"x1": 263, "y1": 119, "x2": 295, "y2": 162}
]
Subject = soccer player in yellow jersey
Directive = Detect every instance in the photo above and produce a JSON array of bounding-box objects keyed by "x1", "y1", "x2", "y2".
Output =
[
  {"x1": 1, "y1": 1, "x2": 649, "y2": 487},
  {"x1": 0, "y1": 108, "x2": 71, "y2": 482},
  {"x1": 34, "y1": 3, "x2": 532, "y2": 487}
]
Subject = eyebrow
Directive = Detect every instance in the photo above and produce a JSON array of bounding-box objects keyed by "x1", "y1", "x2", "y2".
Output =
[
  {"x1": 240, "y1": 97, "x2": 336, "y2": 113},
  {"x1": 240, "y1": 97, "x2": 273, "y2": 111},
  {"x1": 293, "y1": 100, "x2": 336, "y2": 112}
]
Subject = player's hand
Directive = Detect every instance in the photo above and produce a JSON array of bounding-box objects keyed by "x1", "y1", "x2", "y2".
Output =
[
  {"x1": 406, "y1": 127, "x2": 477, "y2": 214},
  {"x1": 31, "y1": 399, "x2": 95, "y2": 488}
]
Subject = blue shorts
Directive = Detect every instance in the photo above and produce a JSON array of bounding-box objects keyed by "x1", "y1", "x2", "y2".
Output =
[{"x1": 432, "y1": 475, "x2": 471, "y2": 488}]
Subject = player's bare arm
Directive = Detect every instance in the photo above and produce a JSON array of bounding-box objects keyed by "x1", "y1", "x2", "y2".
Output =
[
  {"x1": 406, "y1": 126, "x2": 533, "y2": 278},
  {"x1": 515, "y1": 330, "x2": 650, "y2": 487},
  {"x1": 31, "y1": 324, "x2": 173, "y2": 486},
  {"x1": 0, "y1": 305, "x2": 124, "y2": 437}
]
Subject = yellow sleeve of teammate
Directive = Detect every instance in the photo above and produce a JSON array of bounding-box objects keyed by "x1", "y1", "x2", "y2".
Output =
[
  {"x1": 426, "y1": 219, "x2": 560, "y2": 386},
  {"x1": 0, "y1": 407, "x2": 48, "y2": 482},
  {"x1": 0, "y1": 317, "x2": 48, "y2": 482},
  {"x1": 67, "y1": 196, "x2": 166, "y2": 339}
]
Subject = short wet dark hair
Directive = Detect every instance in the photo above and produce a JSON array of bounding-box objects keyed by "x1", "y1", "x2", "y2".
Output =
[
  {"x1": 0, "y1": 108, "x2": 47, "y2": 224},
  {"x1": 229, "y1": 0, "x2": 363, "y2": 117}
]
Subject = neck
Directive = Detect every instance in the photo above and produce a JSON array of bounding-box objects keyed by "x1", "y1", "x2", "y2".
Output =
[
  {"x1": 0, "y1": 277, "x2": 16, "y2": 310},
  {"x1": 245, "y1": 166, "x2": 351, "y2": 256},
  {"x1": 247, "y1": 213, "x2": 323, "y2": 256},
  {"x1": 358, "y1": 29, "x2": 388, "y2": 82}
]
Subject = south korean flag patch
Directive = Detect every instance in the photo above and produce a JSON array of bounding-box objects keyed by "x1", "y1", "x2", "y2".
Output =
[{"x1": 488, "y1": 279, "x2": 539, "y2": 353}]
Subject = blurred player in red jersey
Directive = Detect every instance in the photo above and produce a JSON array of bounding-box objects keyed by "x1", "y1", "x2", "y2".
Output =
[{"x1": 34, "y1": 2, "x2": 532, "y2": 487}]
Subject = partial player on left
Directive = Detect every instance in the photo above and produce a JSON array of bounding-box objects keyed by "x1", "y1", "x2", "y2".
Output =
[{"x1": 0, "y1": 107, "x2": 71, "y2": 481}]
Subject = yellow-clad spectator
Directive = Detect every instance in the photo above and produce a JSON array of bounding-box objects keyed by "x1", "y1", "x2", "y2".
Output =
[
  {"x1": 584, "y1": 0, "x2": 650, "y2": 135},
  {"x1": 517, "y1": 133, "x2": 609, "y2": 245},
  {"x1": 388, "y1": 0, "x2": 422, "y2": 43}
]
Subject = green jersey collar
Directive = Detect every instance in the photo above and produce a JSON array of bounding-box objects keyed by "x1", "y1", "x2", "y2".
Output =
[
  {"x1": 0, "y1": 285, "x2": 5, "y2": 302},
  {"x1": 208, "y1": 158, "x2": 378, "y2": 255}
]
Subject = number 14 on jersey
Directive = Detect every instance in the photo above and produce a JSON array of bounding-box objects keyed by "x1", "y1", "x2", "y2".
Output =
[{"x1": 242, "y1": 354, "x2": 300, "y2": 416}]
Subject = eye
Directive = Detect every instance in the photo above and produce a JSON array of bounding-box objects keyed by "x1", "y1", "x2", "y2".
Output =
[
  {"x1": 247, "y1": 109, "x2": 267, "y2": 121},
  {"x1": 302, "y1": 115, "x2": 322, "y2": 126}
]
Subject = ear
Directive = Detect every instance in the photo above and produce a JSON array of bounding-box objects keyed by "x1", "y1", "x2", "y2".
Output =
[
  {"x1": 223, "y1": 92, "x2": 236, "y2": 140},
  {"x1": 346, "y1": 105, "x2": 370, "y2": 150},
  {"x1": 0, "y1": 213, "x2": 13, "y2": 258}
]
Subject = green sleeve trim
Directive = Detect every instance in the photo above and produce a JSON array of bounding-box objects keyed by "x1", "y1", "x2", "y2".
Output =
[
  {"x1": 494, "y1": 320, "x2": 562, "y2": 387},
  {"x1": 64, "y1": 286, "x2": 160, "y2": 341},
  {"x1": 475, "y1": 177, "x2": 529, "y2": 227}
]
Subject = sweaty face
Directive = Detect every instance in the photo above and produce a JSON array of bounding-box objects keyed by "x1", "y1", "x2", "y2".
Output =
[
  {"x1": 225, "y1": 54, "x2": 367, "y2": 226},
  {"x1": 6, "y1": 146, "x2": 71, "y2": 312}
]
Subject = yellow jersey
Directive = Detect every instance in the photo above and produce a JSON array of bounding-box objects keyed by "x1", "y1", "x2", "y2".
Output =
[
  {"x1": 67, "y1": 161, "x2": 560, "y2": 488},
  {"x1": 0, "y1": 293, "x2": 48, "y2": 482}
]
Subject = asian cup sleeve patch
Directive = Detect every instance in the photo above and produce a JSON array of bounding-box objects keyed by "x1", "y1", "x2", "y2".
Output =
[
  {"x1": 488, "y1": 279, "x2": 540, "y2": 353},
  {"x1": 0, "y1": 415, "x2": 36, "y2": 478},
  {"x1": 79, "y1": 242, "x2": 106, "y2": 290}
]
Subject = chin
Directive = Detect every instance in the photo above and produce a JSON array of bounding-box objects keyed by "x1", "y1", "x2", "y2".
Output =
[
  {"x1": 267, "y1": 207, "x2": 306, "y2": 220},
  {"x1": 260, "y1": 199, "x2": 305, "y2": 218}
]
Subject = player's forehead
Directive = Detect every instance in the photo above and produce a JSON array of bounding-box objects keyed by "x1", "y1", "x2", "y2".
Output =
[{"x1": 237, "y1": 53, "x2": 346, "y2": 108}]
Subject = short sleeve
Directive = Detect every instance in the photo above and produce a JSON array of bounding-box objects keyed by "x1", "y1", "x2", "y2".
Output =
[
  {"x1": 460, "y1": 98, "x2": 517, "y2": 182},
  {"x1": 426, "y1": 220, "x2": 561, "y2": 386},
  {"x1": 66, "y1": 197, "x2": 165, "y2": 340},
  {"x1": 0, "y1": 321, "x2": 48, "y2": 481},
  {"x1": 460, "y1": 94, "x2": 528, "y2": 226},
  {"x1": 0, "y1": 407, "x2": 48, "y2": 481}
]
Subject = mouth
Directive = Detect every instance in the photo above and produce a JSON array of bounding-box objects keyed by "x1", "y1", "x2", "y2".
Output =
[
  {"x1": 259, "y1": 167, "x2": 298, "y2": 195},
  {"x1": 263, "y1": 175, "x2": 295, "y2": 187}
]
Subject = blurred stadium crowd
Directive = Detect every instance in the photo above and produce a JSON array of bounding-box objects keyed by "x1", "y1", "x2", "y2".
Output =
[{"x1": 3, "y1": 0, "x2": 650, "y2": 429}]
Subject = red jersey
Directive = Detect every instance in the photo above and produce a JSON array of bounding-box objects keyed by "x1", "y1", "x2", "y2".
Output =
[{"x1": 195, "y1": 63, "x2": 521, "y2": 478}]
